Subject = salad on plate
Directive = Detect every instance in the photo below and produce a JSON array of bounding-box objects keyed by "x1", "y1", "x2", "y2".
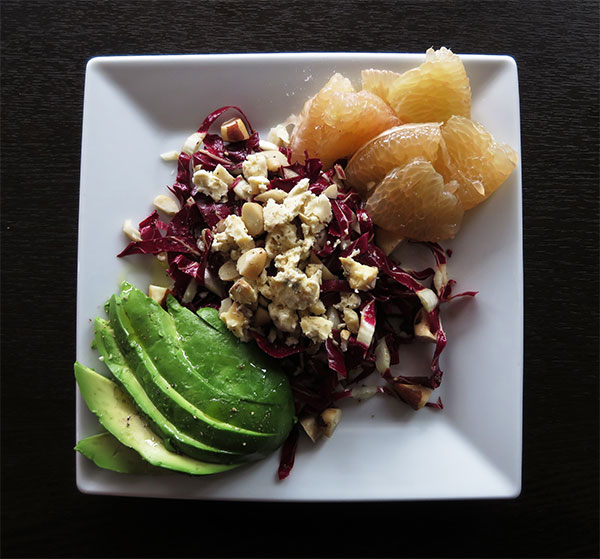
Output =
[{"x1": 75, "y1": 48, "x2": 518, "y2": 480}]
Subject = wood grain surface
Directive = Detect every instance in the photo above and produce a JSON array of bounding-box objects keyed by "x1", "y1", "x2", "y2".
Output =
[{"x1": 1, "y1": 1, "x2": 598, "y2": 557}]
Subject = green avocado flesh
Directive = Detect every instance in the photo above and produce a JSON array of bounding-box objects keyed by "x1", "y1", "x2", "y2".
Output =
[
  {"x1": 74, "y1": 363, "x2": 240, "y2": 475},
  {"x1": 75, "y1": 432, "x2": 164, "y2": 475},
  {"x1": 75, "y1": 282, "x2": 295, "y2": 474}
]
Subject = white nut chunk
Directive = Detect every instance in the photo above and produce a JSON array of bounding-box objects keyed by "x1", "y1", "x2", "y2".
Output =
[
  {"x1": 267, "y1": 123, "x2": 290, "y2": 147},
  {"x1": 160, "y1": 150, "x2": 180, "y2": 161},
  {"x1": 220, "y1": 118, "x2": 250, "y2": 142},
  {"x1": 241, "y1": 202, "x2": 265, "y2": 237},
  {"x1": 413, "y1": 308, "x2": 437, "y2": 343},
  {"x1": 181, "y1": 131, "x2": 206, "y2": 155},
  {"x1": 261, "y1": 150, "x2": 289, "y2": 172},
  {"x1": 229, "y1": 278, "x2": 258, "y2": 306},
  {"x1": 148, "y1": 285, "x2": 168, "y2": 305},
  {"x1": 236, "y1": 248, "x2": 267, "y2": 280},
  {"x1": 300, "y1": 415, "x2": 322, "y2": 443},
  {"x1": 218, "y1": 260, "x2": 240, "y2": 282},
  {"x1": 339, "y1": 256, "x2": 378, "y2": 291},
  {"x1": 254, "y1": 189, "x2": 288, "y2": 204},
  {"x1": 153, "y1": 194, "x2": 180, "y2": 216},
  {"x1": 320, "y1": 408, "x2": 342, "y2": 438},
  {"x1": 213, "y1": 164, "x2": 235, "y2": 186},
  {"x1": 122, "y1": 219, "x2": 142, "y2": 242}
]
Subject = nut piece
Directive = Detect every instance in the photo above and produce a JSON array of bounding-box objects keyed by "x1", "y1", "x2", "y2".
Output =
[
  {"x1": 218, "y1": 260, "x2": 240, "y2": 282},
  {"x1": 241, "y1": 202, "x2": 265, "y2": 237},
  {"x1": 300, "y1": 415, "x2": 322, "y2": 443},
  {"x1": 254, "y1": 189, "x2": 288, "y2": 204},
  {"x1": 153, "y1": 194, "x2": 180, "y2": 216},
  {"x1": 148, "y1": 285, "x2": 168, "y2": 305},
  {"x1": 322, "y1": 183, "x2": 339, "y2": 199},
  {"x1": 320, "y1": 408, "x2": 342, "y2": 438},
  {"x1": 229, "y1": 278, "x2": 258, "y2": 306},
  {"x1": 220, "y1": 118, "x2": 250, "y2": 142},
  {"x1": 414, "y1": 308, "x2": 437, "y2": 343},
  {"x1": 260, "y1": 150, "x2": 289, "y2": 172},
  {"x1": 160, "y1": 150, "x2": 180, "y2": 161},
  {"x1": 392, "y1": 383, "x2": 432, "y2": 410},
  {"x1": 181, "y1": 132, "x2": 206, "y2": 155},
  {"x1": 236, "y1": 248, "x2": 267, "y2": 280},
  {"x1": 122, "y1": 219, "x2": 142, "y2": 242}
]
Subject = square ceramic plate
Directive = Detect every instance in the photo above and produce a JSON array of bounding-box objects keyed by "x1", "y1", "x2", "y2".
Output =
[{"x1": 77, "y1": 52, "x2": 523, "y2": 500}]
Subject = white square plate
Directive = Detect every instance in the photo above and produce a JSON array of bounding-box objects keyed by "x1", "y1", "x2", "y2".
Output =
[{"x1": 77, "y1": 52, "x2": 523, "y2": 500}]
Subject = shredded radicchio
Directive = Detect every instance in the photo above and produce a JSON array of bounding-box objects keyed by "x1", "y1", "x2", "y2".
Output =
[{"x1": 118, "y1": 106, "x2": 476, "y2": 479}]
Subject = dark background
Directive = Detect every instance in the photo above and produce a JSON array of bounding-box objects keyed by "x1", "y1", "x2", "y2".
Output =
[{"x1": 1, "y1": 1, "x2": 598, "y2": 557}]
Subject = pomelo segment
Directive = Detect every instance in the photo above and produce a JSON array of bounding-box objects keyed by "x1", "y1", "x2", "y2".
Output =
[
  {"x1": 362, "y1": 47, "x2": 471, "y2": 123},
  {"x1": 364, "y1": 158, "x2": 464, "y2": 242},
  {"x1": 289, "y1": 73, "x2": 401, "y2": 169},
  {"x1": 434, "y1": 115, "x2": 518, "y2": 209},
  {"x1": 345, "y1": 122, "x2": 442, "y2": 197}
]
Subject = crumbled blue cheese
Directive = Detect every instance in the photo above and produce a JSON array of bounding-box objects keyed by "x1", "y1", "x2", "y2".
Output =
[
  {"x1": 212, "y1": 215, "x2": 255, "y2": 253},
  {"x1": 339, "y1": 256, "x2": 378, "y2": 291},
  {"x1": 192, "y1": 169, "x2": 228, "y2": 202},
  {"x1": 301, "y1": 316, "x2": 333, "y2": 343},
  {"x1": 262, "y1": 266, "x2": 321, "y2": 311},
  {"x1": 218, "y1": 299, "x2": 250, "y2": 341},
  {"x1": 268, "y1": 302, "x2": 298, "y2": 333},
  {"x1": 299, "y1": 193, "x2": 333, "y2": 235},
  {"x1": 242, "y1": 153, "x2": 268, "y2": 178}
]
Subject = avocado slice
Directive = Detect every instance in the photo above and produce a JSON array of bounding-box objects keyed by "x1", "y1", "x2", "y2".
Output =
[
  {"x1": 117, "y1": 283, "x2": 294, "y2": 441},
  {"x1": 94, "y1": 318, "x2": 248, "y2": 464},
  {"x1": 167, "y1": 296, "x2": 291, "y2": 414},
  {"x1": 107, "y1": 295, "x2": 275, "y2": 460},
  {"x1": 75, "y1": 432, "x2": 164, "y2": 475},
  {"x1": 74, "y1": 362, "x2": 241, "y2": 475}
]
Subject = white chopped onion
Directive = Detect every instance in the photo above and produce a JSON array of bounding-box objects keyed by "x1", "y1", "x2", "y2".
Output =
[{"x1": 417, "y1": 288, "x2": 439, "y2": 313}]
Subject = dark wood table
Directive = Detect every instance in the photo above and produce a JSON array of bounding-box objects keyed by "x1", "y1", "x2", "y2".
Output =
[{"x1": 2, "y1": 1, "x2": 598, "y2": 557}]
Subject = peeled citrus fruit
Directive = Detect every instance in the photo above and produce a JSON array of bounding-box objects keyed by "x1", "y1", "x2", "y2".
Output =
[
  {"x1": 364, "y1": 158, "x2": 464, "y2": 242},
  {"x1": 362, "y1": 47, "x2": 471, "y2": 123},
  {"x1": 434, "y1": 115, "x2": 518, "y2": 210},
  {"x1": 345, "y1": 122, "x2": 442, "y2": 197},
  {"x1": 289, "y1": 73, "x2": 401, "y2": 169}
]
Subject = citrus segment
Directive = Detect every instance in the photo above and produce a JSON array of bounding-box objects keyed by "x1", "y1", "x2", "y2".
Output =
[
  {"x1": 364, "y1": 158, "x2": 464, "y2": 242},
  {"x1": 345, "y1": 123, "x2": 442, "y2": 197},
  {"x1": 434, "y1": 115, "x2": 518, "y2": 210},
  {"x1": 289, "y1": 73, "x2": 401, "y2": 169},
  {"x1": 362, "y1": 47, "x2": 471, "y2": 123},
  {"x1": 361, "y1": 69, "x2": 400, "y2": 102}
]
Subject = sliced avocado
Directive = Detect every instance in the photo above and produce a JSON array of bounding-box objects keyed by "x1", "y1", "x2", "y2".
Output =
[
  {"x1": 94, "y1": 318, "x2": 249, "y2": 463},
  {"x1": 75, "y1": 432, "x2": 164, "y2": 475},
  {"x1": 168, "y1": 298, "x2": 295, "y2": 433},
  {"x1": 74, "y1": 362, "x2": 241, "y2": 475},
  {"x1": 196, "y1": 306, "x2": 230, "y2": 334},
  {"x1": 108, "y1": 294, "x2": 281, "y2": 459},
  {"x1": 118, "y1": 283, "x2": 293, "y2": 437}
]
